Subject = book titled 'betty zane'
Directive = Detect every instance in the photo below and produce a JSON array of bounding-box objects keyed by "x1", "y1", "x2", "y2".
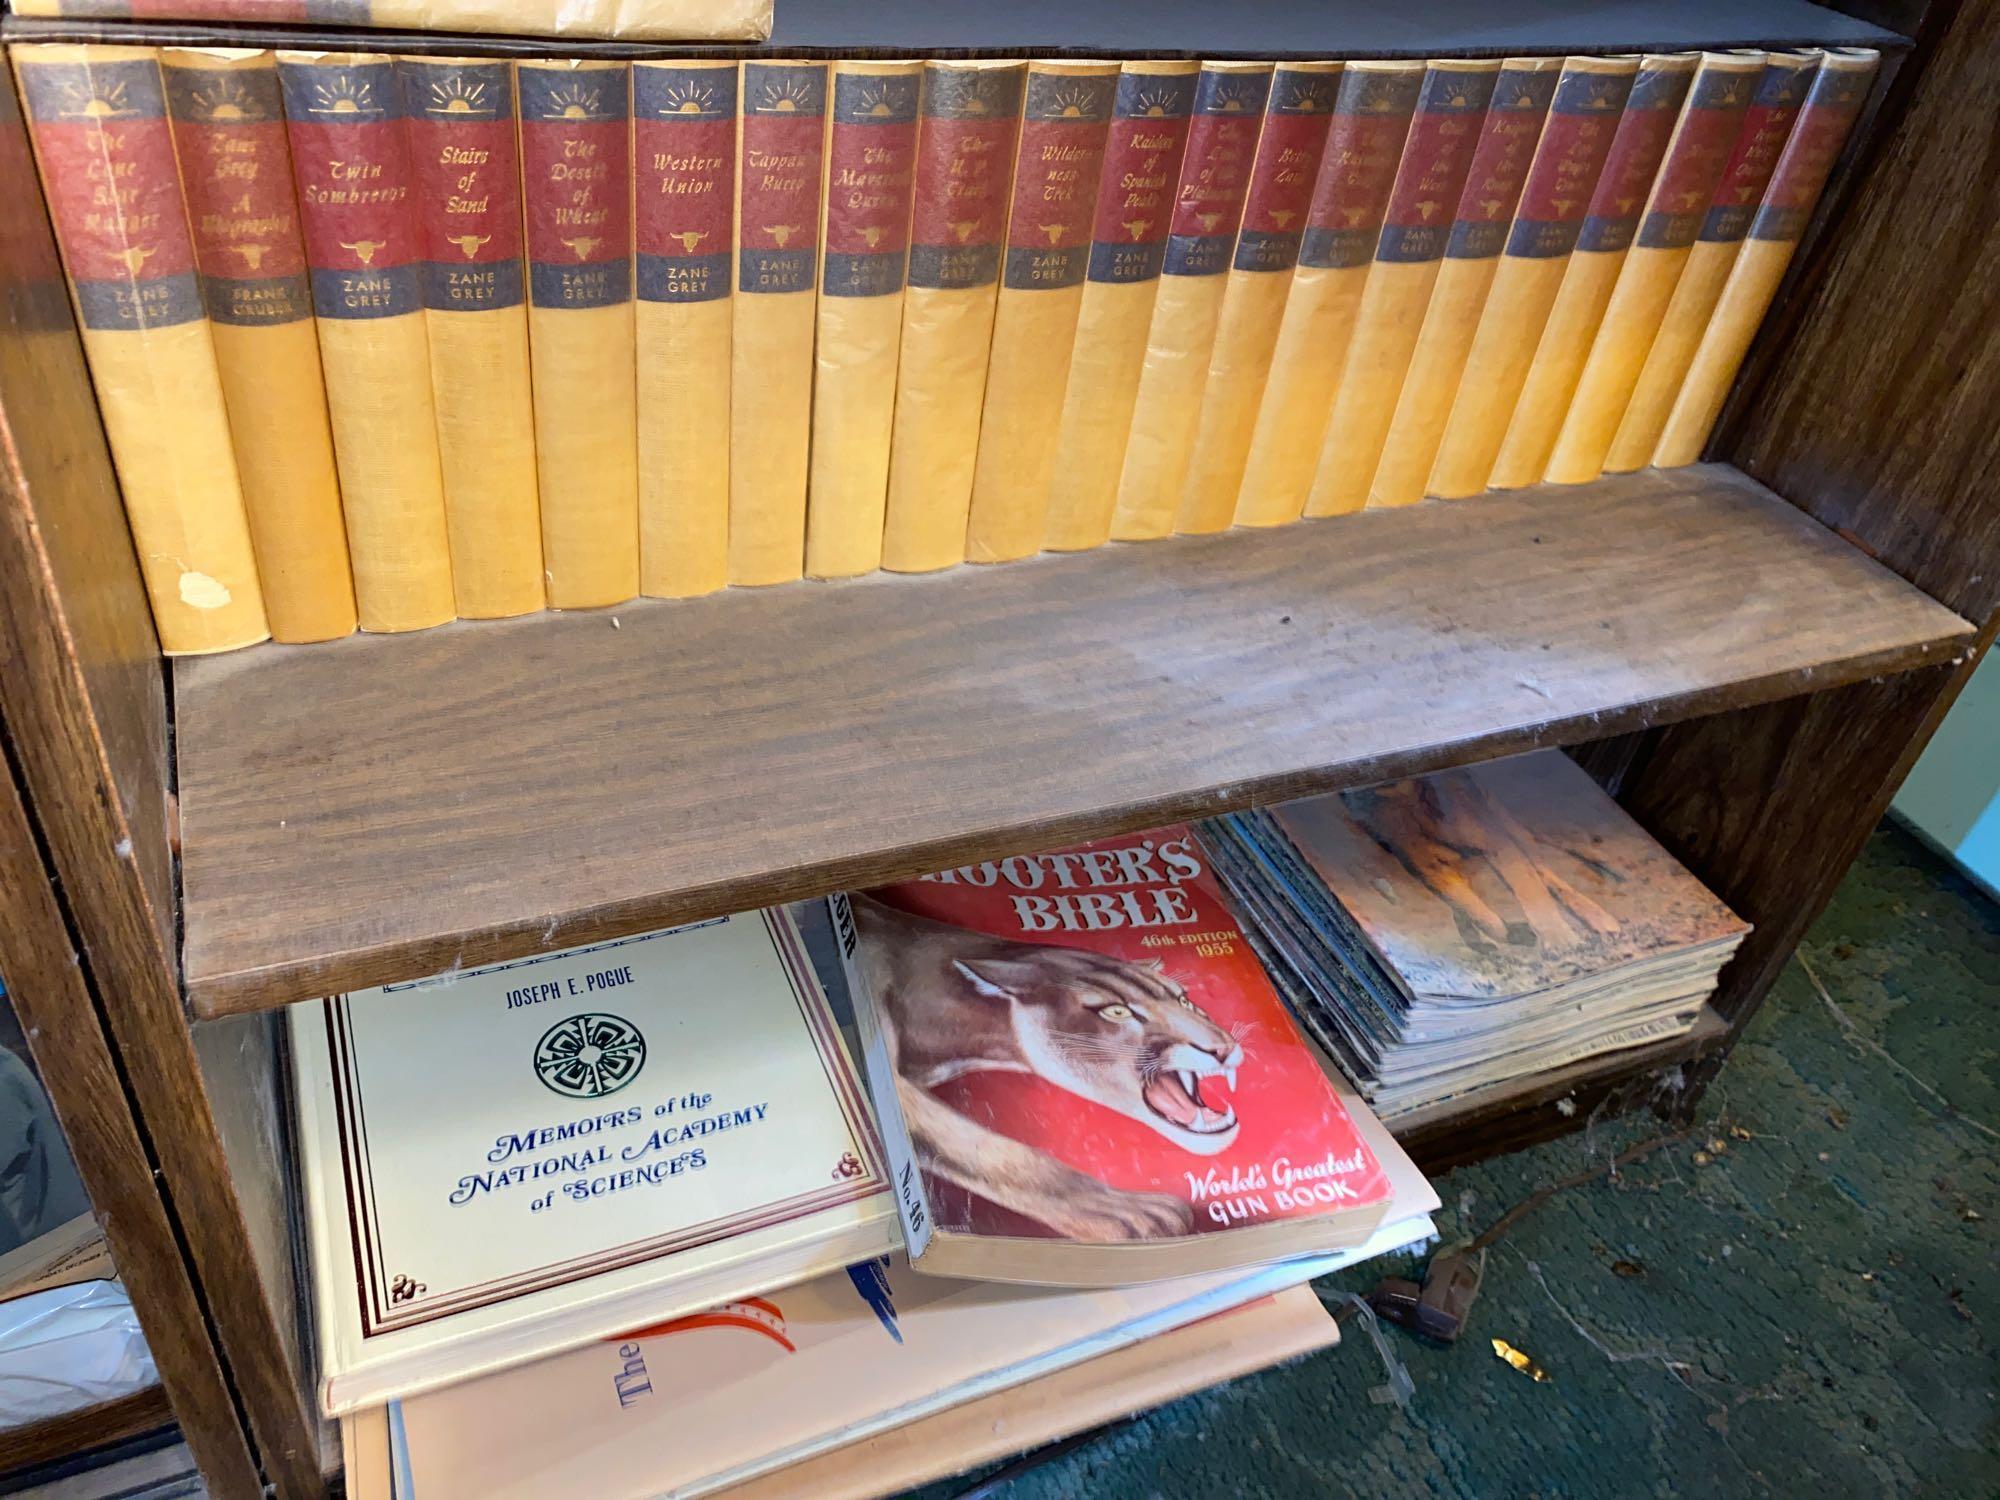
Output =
[
  {"x1": 289, "y1": 907, "x2": 897, "y2": 1414},
  {"x1": 832, "y1": 825, "x2": 1394, "y2": 1287}
]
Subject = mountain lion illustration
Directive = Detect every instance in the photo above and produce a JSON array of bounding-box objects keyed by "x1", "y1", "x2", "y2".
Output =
[{"x1": 850, "y1": 895, "x2": 1246, "y2": 1242}]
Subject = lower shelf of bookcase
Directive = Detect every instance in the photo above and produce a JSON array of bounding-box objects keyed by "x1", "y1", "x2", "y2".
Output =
[{"x1": 172, "y1": 463, "x2": 1973, "y2": 1017}]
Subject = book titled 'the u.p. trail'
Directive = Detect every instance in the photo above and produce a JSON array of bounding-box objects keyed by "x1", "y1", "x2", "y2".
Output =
[{"x1": 289, "y1": 908, "x2": 896, "y2": 1414}]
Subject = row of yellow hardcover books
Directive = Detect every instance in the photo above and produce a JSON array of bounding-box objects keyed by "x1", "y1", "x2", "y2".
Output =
[{"x1": 13, "y1": 42, "x2": 1875, "y2": 654}]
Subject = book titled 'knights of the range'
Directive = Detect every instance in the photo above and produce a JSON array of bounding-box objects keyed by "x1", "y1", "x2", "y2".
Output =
[
  {"x1": 831, "y1": 826, "x2": 1394, "y2": 1286},
  {"x1": 289, "y1": 907, "x2": 897, "y2": 1414}
]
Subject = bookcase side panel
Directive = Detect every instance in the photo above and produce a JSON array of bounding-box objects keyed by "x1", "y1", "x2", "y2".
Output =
[{"x1": 0, "y1": 58, "x2": 327, "y2": 1500}]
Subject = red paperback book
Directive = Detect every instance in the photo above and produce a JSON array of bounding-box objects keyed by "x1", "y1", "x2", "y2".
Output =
[{"x1": 832, "y1": 825, "x2": 1393, "y2": 1286}]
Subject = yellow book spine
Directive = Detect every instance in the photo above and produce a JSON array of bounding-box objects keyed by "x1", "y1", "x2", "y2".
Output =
[
  {"x1": 1235, "y1": 62, "x2": 1422, "y2": 529},
  {"x1": 1369, "y1": 57, "x2": 1559, "y2": 509},
  {"x1": 1429, "y1": 55, "x2": 1640, "y2": 500},
  {"x1": 1605, "y1": 52, "x2": 1817, "y2": 473},
  {"x1": 397, "y1": 56, "x2": 544, "y2": 619},
  {"x1": 1656, "y1": 50, "x2": 1878, "y2": 468},
  {"x1": 520, "y1": 59, "x2": 636, "y2": 608},
  {"x1": 1544, "y1": 52, "x2": 1764, "y2": 485},
  {"x1": 1110, "y1": 60, "x2": 1273, "y2": 542},
  {"x1": 730, "y1": 60, "x2": 827, "y2": 586},
  {"x1": 881, "y1": 60, "x2": 1026, "y2": 573},
  {"x1": 18, "y1": 44, "x2": 269, "y2": 654},
  {"x1": 805, "y1": 60, "x2": 920, "y2": 579},
  {"x1": 1042, "y1": 61, "x2": 1199, "y2": 552},
  {"x1": 279, "y1": 51, "x2": 454, "y2": 633},
  {"x1": 1307, "y1": 60, "x2": 1501, "y2": 519},
  {"x1": 162, "y1": 48, "x2": 354, "y2": 644},
  {"x1": 964, "y1": 60, "x2": 1119, "y2": 564},
  {"x1": 634, "y1": 60, "x2": 736, "y2": 598},
  {"x1": 1174, "y1": 61, "x2": 1340, "y2": 535}
]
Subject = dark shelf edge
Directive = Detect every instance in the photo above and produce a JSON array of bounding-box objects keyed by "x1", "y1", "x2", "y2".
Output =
[{"x1": 183, "y1": 625, "x2": 1968, "y2": 1018}]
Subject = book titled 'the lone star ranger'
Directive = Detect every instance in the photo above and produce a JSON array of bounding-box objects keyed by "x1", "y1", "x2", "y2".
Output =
[{"x1": 290, "y1": 907, "x2": 896, "y2": 1414}]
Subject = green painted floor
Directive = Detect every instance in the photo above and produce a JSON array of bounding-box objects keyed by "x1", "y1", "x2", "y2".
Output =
[{"x1": 917, "y1": 824, "x2": 1998, "y2": 1498}]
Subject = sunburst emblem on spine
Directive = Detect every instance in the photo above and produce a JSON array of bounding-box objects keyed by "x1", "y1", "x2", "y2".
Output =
[
  {"x1": 533, "y1": 1014, "x2": 646, "y2": 1100},
  {"x1": 953, "y1": 72, "x2": 1005, "y2": 117},
  {"x1": 547, "y1": 82, "x2": 605, "y2": 120},
  {"x1": 57, "y1": 77, "x2": 129, "y2": 119},
  {"x1": 756, "y1": 72, "x2": 817, "y2": 113},
  {"x1": 427, "y1": 74, "x2": 489, "y2": 115},
  {"x1": 1582, "y1": 83, "x2": 1622, "y2": 111},
  {"x1": 661, "y1": 79, "x2": 719, "y2": 116},
  {"x1": 309, "y1": 73, "x2": 373, "y2": 115},
  {"x1": 189, "y1": 76, "x2": 253, "y2": 122},
  {"x1": 1283, "y1": 77, "x2": 1333, "y2": 113},
  {"x1": 1132, "y1": 84, "x2": 1181, "y2": 119},
  {"x1": 854, "y1": 81, "x2": 903, "y2": 119},
  {"x1": 1209, "y1": 77, "x2": 1261, "y2": 114},
  {"x1": 1047, "y1": 82, "x2": 1100, "y2": 119}
]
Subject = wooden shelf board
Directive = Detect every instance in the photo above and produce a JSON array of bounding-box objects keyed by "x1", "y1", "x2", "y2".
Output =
[
  {"x1": 0, "y1": 1384, "x2": 175, "y2": 1475},
  {"x1": 174, "y1": 465, "x2": 1972, "y2": 1017}
]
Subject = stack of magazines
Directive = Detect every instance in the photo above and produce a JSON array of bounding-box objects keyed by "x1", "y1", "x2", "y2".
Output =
[
  {"x1": 1201, "y1": 752, "x2": 1749, "y2": 1121},
  {"x1": 303, "y1": 836, "x2": 1440, "y2": 1499}
]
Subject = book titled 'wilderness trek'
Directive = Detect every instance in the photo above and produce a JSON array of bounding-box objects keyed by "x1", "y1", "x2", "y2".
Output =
[{"x1": 832, "y1": 824, "x2": 1393, "y2": 1285}]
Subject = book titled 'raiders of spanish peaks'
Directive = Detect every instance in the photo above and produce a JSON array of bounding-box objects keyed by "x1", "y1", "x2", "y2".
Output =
[
  {"x1": 290, "y1": 907, "x2": 896, "y2": 1414},
  {"x1": 831, "y1": 825, "x2": 1394, "y2": 1286}
]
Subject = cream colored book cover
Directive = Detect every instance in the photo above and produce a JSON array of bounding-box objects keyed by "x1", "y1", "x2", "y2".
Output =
[
  {"x1": 1657, "y1": 50, "x2": 1877, "y2": 468},
  {"x1": 1605, "y1": 52, "x2": 1817, "y2": 472},
  {"x1": 400, "y1": 56, "x2": 545, "y2": 619},
  {"x1": 963, "y1": 61, "x2": 1118, "y2": 564},
  {"x1": 162, "y1": 47, "x2": 354, "y2": 643},
  {"x1": 1235, "y1": 61, "x2": 1421, "y2": 529},
  {"x1": 521, "y1": 59, "x2": 637, "y2": 608},
  {"x1": 1307, "y1": 61, "x2": 1499, "y2": 519},
  {"x1": 290, "y1": 908, "x2": 896, "y2": 1416},
  {"x1": 1543, "y1": 52, "x2": 1762, "y2": 485},
  {"x1": 1173, "y1": 62, "x2": 1338, "y2": 536},
  {"x1": 635, "y1": 60, "x2": 736, "y2": 599},
  {"x1": 18, "y1": 44, "x2": 270, "y2": 655},
  {"x1": 1487, "y1": 53, "x2": 1697, "y2": 490},
  {"x1": 1368, "y1": 57, "x2": 1559, "y2": 509},
  {"x1": 880, "y1": 61, "x2": 1026, "y2": 573},
  {"x1": 1428, "y1": 56, "x2": 1637, "y2": 500},
  {"x1": 280, "y1": 50, "x2": 456, "y2": 633},
  {"x1": 1109, "y1": 60, "x2": 1272, "y2": 542},
  {"x1": 806, "y1": 61, "x2": 920, "y2": 580},
  {"x1": 1042, "y1": 61, "x2": 1199, "y2": 552},
  {"x1": 730, "y1": 60, "x2": 827, "y2": 586}
]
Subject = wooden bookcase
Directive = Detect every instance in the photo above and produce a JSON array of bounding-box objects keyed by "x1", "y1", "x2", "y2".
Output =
[{"x1": 0, "y1": 0, "x2": 1994, "y2": 1494}]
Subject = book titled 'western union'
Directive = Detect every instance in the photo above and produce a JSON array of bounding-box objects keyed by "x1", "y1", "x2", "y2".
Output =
[
  {"x1": 635, "y1": 60, "x2": 736, "y2": 599},
  {"x1": 18, "y1": 43, "x2": 270, "y2": 654},
  {"x1": 163, "y1": 47, "x2": 354, "y2": 643},
  {"x1": 280, "y1": 50, "x2": 456, "y2": 633}
]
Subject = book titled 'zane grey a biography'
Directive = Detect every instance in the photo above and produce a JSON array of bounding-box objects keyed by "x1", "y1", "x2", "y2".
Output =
[
  {"x1": 833, "y1": 824, "x2": 1397, "y2": 1285},
  {"x1": 290, "y1": 908, "x2": 897, "y2": 1414}
]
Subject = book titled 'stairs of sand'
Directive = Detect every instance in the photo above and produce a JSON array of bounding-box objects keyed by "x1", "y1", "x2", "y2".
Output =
[{"x1": 289, "y1": 907, "x2": 897, "y2": 1415}]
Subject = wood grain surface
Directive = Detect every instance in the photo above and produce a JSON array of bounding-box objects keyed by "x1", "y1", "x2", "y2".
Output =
[
  {"x1": 0, "y1": 1385, "x2": 176, "y2": 1476},
  {"x1": 175, "y1": 464, "x2": 1970, "y2": 1015}
]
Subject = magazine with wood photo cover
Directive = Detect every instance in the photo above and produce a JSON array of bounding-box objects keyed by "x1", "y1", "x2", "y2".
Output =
[{"x1": 832, "y1": 825, "x2": 1395, "y2": 1285}]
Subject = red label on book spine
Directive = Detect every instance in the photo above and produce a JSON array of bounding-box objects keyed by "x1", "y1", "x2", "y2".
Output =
[
  {"x1": 907, "y1": 65, "x2": 1023, "y2": 291},
  {"x1": 1573, "y1": 63, "x2": 1694, "y2": 255},
  {"x1": 1699, "y1": 61, "x2": 1813, "y2": 243},
  {"x1": 1445, "y1": 65, "x2": 1557, "y2": 259},
  {"x1": 398, "y1": 60, "x2": 524, "y2": 312},
  {"x1": 1750, "y1": 60, "x2": 1873, "y2": 243},
  {"x1": 278, "y1": 57, "x2": 424, "y2": 320},
  {"x1": 1378, "y1": 67, "x2": 1497, "y2": 264},
  {"x1": 162, "y1": 60, "x2": 311, "y2": 326},
  {"x1": 1636, "y1": 68, "x2": 1757, "y2": 251},
  {"x1": 519, "y1": 65, "x2": 631, "y2": 310},
  {"x1": 634, "y1": 65, "x2": 736, "y2": 305},
  {"x1": 1162, "y1": 68, "x2": 1267, "y2": 276},
  {"x1": 1507, "y1": 69, "x2": 1631, "y2": 259},
  {"x1": 1232, "y1": 70, "x2": 1335, "y2": 273},
  {"x1": 20, "y1": 54, "x2": 202, "y2": 330},
  {"x1": 1002, "y1": 69, "x2": 1115, "y2": 291},
  {"x1": 821, "y1": 69, "x2": 919, "y2": 298},
  {"x1": 738, "y1": 63, "x2": 827, "y2": 295},
  {"x1": 1297, "y1": 68, "x2": 1421, "y2": 271},
  {"x1": 1085, "y1": 70, "x2": 1196, "y2": 285}
]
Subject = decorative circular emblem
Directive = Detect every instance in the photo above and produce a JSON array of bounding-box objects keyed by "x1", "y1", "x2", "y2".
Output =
[{"x1": 533, "y1": 1013, "x2": 646, "y2": 1099}]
